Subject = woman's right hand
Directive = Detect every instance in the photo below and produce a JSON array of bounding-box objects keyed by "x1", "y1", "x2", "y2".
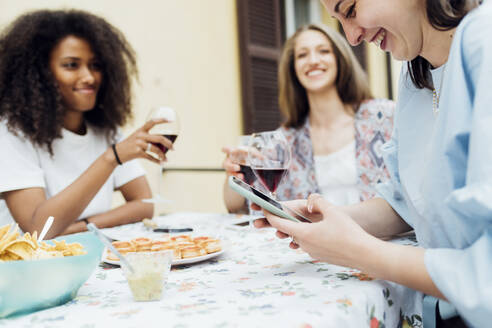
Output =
[
  {"x1": 252, "y1": 198, "x2": 324, "y2": 240},
  {"x1": 221, "y1": 146, "x2": 246, "y2": 179},
  {"x1": 114, "y1": 118, "x2": 174, "y2": 165},
  {"x1": 256, "y1": 194, "x2": 372, "y2": 267}
]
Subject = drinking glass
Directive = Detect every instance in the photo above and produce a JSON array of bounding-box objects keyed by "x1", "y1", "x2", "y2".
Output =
[
  {"x1": 142, "y1": 106, "x2": 179, "y2": 204},
  {"x1": 121, "y1": 250, "x2": 173, "y2": 302},
  {"x1": 247, "y1": 131, "x2": 291, "y2": 199},
  {"x1": 231, "y1": 135, "x2": 257, "y2": 185}
]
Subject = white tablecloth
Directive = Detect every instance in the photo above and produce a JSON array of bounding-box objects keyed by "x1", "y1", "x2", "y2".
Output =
[{"x1": 1, "y1": 213, "x2": 423, "y2": 327}]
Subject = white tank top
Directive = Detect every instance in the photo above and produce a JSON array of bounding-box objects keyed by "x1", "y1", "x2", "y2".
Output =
[{"x1": 313, "y1": 141, "x2": 359, "y2": 206}]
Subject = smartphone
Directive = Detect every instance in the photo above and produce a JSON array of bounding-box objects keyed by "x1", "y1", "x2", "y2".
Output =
[{"x1": 228, "y1": 176, "x2": 311, "y2": 223}]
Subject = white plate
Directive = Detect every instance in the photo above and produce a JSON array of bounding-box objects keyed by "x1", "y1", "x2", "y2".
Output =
[{"x1": 102, "y1": 247, "x2": 225, "y2": 266}]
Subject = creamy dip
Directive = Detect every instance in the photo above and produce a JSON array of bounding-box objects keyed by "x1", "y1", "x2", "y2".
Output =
[{"x1": 126, "y1": 271, "x2": 164, "y2": 301}]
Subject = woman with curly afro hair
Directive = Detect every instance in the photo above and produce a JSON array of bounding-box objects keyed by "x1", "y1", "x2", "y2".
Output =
[{"x1": 0, "y1": 9, "x2": 174, "y2": 238}]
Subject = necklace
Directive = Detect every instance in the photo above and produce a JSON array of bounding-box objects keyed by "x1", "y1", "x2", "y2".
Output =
[{"x1": 432, "y1": 65, "x2": 446, "y2": 116}]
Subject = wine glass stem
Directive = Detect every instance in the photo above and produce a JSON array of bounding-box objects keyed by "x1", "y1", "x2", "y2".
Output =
[{"x1": 157, "y1": 164, "x2": 163, "y2": 200}]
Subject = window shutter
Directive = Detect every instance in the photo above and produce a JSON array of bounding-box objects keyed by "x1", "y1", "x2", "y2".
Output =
[
  {"x1": 237, "y1": 0, "x2": 285, "y2": 133},
  {"x1": 385, "y1": 52, "x2": 394, "y2": 99},
  {"x1": 352, "y1": 44, "x2": 367, "y2": 70}
]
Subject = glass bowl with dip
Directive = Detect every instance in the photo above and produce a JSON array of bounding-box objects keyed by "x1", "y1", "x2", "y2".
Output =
[{"x1": 121, "y1": 250, "x2": 173, "y2": 301}]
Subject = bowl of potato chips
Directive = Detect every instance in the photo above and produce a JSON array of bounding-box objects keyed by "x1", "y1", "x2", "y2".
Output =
[{"x1": 0, "y1": 224, "x2": 104, "y2": 318}]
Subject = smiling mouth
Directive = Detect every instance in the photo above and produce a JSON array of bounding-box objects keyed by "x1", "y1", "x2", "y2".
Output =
[
  {"x1": 74, "y1": 87, "x2": 97, "y2": 94},
  {"x1": 372, "y1": 29, "x2": 386, "y2": 49},
  {"x1": 306, "y1": 69, "x2": 325, "y2": 77}
]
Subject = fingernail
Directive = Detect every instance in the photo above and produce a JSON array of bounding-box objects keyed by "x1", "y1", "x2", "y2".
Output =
[{"x1": 307, "y1": 203, "x2": 313, "y2": 213}]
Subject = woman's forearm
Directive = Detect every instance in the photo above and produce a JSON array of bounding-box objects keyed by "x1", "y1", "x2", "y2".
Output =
[
  {"x1": 354, "y1": 236, "x2": 445, "y2": 299},
  {"x1": 341, "y1": 198, "x2": 412, "y2": 238},
  {"x1": 88, "y1": 199, "x2": 152, "y2": 228},
  {"x1": 61, "y1": 200, "x2": 153, "y2": 235},
  {"x1": 223, "y1": 178, "x2": 247, "y2": 213},
  {"x1": 32, "y1": 149, "x2": 118, "y2": 238}
]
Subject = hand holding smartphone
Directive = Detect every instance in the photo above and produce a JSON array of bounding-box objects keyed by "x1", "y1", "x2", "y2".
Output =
[{"x1": 228, "y1": 176, "x2": 311, "y2": 223}]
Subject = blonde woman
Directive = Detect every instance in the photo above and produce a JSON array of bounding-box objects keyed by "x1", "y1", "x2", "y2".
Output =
[{"x1": 223, "y1": 23, "x2": 394, "y2": 213}]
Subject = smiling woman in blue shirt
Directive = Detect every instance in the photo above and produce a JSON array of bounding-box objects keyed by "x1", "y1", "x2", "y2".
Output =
[{"x1": 253, "y1": 0, "x2": 490, "y2": 327}]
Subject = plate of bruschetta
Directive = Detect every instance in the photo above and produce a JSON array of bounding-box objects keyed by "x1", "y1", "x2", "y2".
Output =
[{"x1": 102, "y1": 234, "x2": 224, "y2": 266}]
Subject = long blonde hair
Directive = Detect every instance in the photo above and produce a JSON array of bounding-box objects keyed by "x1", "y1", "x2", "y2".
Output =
[{"x1": 278, "y1": 24, "x2": 372, "y2": 128}]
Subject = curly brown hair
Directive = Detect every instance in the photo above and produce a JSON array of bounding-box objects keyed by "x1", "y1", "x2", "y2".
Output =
[{"x1": 0, "y1": 9, "x2": 138, "y2": 154}]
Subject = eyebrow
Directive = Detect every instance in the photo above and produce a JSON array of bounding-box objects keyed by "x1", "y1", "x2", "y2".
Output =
[
  {"x1": 296, "y1": 43, "x2": 331, "y2": 50},
  {"x1": 60, "y1": 56, "x2": 98, "y2": 62},
  {"x1": 334, "y1": 0, "x2": 343, "y2": 13}
]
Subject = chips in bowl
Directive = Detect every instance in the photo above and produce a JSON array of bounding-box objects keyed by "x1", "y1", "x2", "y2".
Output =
[
  {"x1": 0, "y1": 224, "x2": 86, "y2": 262},
  {"x1": 0, "y1": 226, "x2": 103, "y2": 318}
]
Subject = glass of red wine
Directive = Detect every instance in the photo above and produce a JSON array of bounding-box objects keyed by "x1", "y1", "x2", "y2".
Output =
[
  {"x1": 142, "y1": 106, "x2": 179, "y2": 204},
  {"x1": 247, "y1": 131, "x2": 291, "y2": 199},
  {"x1": 231, "y1": 135, "x2": 257, "y2": 185}
]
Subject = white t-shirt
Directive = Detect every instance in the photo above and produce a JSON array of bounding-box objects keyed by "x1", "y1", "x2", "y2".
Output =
[
  {"x1": 313, "y1": 141, "x2": 359, "y2": 206},
  {"x1": 0, "y1": 122, "x2": 145, "y2": 227}
]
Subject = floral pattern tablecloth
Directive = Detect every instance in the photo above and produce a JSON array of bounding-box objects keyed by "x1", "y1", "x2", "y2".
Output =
[{"x1": 1, "y1": 213, "x2": 423, "y2": 328}]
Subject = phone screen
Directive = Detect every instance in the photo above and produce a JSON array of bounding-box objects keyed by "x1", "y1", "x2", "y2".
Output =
[{"x1": 232, "y1": 177, "x2": 311, "y2": 223}]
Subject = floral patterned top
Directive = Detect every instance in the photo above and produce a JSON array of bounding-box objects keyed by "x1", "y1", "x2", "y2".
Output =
[{"x1": 251, "y1": 98, "x2": 395, "y2": 202}]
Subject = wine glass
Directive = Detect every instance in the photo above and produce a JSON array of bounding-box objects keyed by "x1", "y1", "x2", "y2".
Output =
[
  {"x1": 231, "y1": 135, "x2": 257, "y2": 185},
  {"x1": 141, "y1": 106, "x2": 179, "y2": 204},
  {"x1": 247, "y1": 131, "x2": 291, "y2": 199}
]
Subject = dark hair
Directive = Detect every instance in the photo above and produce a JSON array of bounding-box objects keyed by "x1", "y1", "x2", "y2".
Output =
[
  {"x1": 0, "y1": 9, "x2": 137, "y2": 154},
  {"x1": 278, "y1": 24, "x2": 372, "y2": 128},
  {"x1": 408, "y1": 0, "x2": 480, "y2": 89}
]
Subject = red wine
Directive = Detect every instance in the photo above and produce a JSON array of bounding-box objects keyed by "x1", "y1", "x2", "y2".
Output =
[
  {"x1": 253, "y1": 168, "x2": 287, "y2": 193},
  {"x1": 152, "y1": 134, "x2": 178, "y2": 153},
  {"x1": 239, "y1": 164, "x2": 256, "y2": 184}
]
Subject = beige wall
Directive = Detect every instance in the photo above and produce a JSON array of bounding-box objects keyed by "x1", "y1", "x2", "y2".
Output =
[
  {"x1": 391, "y1": 59, "x2": 403, "y2": 100},
  {"x1": 0, "y1": 0, "x2": 242, "y2": 214},
  {"x1": 367, "y1": 45, "x2": 403, "y2": 100}
]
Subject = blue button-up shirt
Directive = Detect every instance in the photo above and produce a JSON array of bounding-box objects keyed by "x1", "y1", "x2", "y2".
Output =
[{"x1": 376, "y1": 3, "x2": 492, "y2": 327}]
